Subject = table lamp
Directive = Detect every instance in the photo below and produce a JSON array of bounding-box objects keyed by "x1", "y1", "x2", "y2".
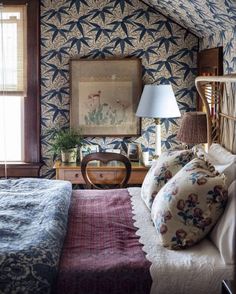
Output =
[
  {"x1": 136, "y1": 84, "x2": 181, "y2": 157},
  {"x1": 176, "y1": 111, "x2": 207, "y2": 148}
]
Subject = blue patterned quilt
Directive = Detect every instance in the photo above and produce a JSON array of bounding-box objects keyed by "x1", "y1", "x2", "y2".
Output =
[{"x1": 0, "y1": 178, "x2": 72, "y2": 294}]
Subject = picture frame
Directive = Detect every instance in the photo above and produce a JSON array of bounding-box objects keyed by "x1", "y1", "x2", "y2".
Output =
[
  {"x1": 127, "y1": 143, "x2": 141, "y2": 162},
  {"x1": 105, "y1": 148, "x2": 121, "y2": 154},
  {"x1": 80, "y1": 144, "x2": 99, "y2": 161},
  {"x1": 70, "y1": 58, "x2": 142, "y2": 136}
]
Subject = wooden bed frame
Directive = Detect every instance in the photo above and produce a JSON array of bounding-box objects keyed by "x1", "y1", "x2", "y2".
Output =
[{"x1": 195, "y1": 74, "x2": 236, "y2": 153}]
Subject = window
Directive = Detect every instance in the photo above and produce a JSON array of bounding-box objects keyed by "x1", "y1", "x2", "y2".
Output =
[
  {"x1": 0, "y1": 5, "x2": 26, "y2": 162},
  {"x1": 0, "y1": 0, "x2": 40, "y2": 177}
]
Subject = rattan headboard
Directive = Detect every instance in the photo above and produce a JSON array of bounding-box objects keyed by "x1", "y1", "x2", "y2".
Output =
[{"x1": 195, "y1": 75, "x2": 236, "y2": 154}]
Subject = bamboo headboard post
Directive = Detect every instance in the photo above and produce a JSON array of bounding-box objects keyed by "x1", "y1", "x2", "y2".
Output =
[
  {"x1": 195, "y1": 78, "x2": 213, "y2": 148},
  {"x1": 195, "y1": 75, "x2": 236, "y2": 152}
]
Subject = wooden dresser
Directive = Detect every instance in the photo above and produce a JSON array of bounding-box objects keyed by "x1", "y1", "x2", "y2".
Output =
[{"x1": 53, "y1": 161, "x2": 149, "y2": 185}]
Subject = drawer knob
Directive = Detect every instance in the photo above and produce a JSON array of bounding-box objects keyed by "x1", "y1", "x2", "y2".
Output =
[
  {"x1": 99, "y1": 173, "x2": 103, "y2": 178},
  {"x1": 75, "y1": 173, "x2": 79, "y2": 178}
]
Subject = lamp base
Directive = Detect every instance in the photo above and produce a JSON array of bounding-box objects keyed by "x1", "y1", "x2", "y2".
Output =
[{"x1": 154, "y1": 118, "x2": 161, "y2": 157}]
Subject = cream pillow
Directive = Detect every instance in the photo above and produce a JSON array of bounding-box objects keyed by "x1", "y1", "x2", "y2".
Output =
[
  {"x1": 210, "y1": 180, "x2": 236, "y2": 264},
  {"x1": 141, "y1": 149, "x2": 194, "y2": 210},
  {"x1": 151, "y1": 158, "x2": 228, "y2": 250},
  {"x1": 196, "y1": 143, "x2": 236, "y2": 187}
]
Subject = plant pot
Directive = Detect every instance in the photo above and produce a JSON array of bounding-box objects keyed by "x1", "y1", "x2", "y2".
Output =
[{"x1": 61, "y1": 148, "x2": 77, "y2": 163}]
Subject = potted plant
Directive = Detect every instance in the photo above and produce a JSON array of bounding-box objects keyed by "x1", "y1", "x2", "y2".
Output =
[{"x1": 52, "y1": 128, "x2": 82, "y2": 163}]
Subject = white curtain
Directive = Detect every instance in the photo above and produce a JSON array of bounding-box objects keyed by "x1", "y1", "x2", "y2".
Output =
[{"x1": 0, "y1": 5, "x2": 27, "y2": 95}]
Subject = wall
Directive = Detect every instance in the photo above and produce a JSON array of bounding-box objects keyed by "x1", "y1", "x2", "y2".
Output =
[
  {"x1": 146, "y1": 0, "x2": 236, "y2": 74},
  {"x1": 40, "y1": 0, "x2": 198, "y2": 177}
]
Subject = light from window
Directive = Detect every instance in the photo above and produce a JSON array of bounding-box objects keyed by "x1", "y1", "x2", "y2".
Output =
[{"x1": 0, "y1": 96, "x2": 24, "y2": 161}]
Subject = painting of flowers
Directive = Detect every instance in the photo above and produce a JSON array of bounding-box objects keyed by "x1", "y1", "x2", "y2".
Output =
[
  {"x1": 70, "y1": 59, "x2": 142, "y2": 136},
  {"x1": 80, "y1": 80, "x2": 133, "y2": 132}
]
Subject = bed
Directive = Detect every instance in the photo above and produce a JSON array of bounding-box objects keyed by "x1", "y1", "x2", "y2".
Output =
[
  {"x1": 0, "y1": 179, "x2": 234, "y2": 294},
  {"x1": 55, "y1": 186, "x2": 234, "y2": 294},
  {"x1": 0, "y1": 75, "x2": 235, "y2": 294}
]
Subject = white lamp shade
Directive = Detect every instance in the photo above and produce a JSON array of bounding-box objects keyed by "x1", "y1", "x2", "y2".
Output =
[{"x1": 136, "y1": 84, "x2": 181, "y2": 118}]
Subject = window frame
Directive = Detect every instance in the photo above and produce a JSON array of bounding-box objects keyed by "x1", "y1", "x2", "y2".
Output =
[{"x1": 0, "y1": 0, "x2": 41, "y2": 177}]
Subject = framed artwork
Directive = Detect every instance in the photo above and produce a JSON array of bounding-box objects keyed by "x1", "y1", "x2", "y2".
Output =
[
  {"x1": 105, "y1": 148, "x2": 121, "y2": 154},
  {"x1": 127, "y1": 143, "x2": 141, "y2": 162},
  {"x1": 80, "y1": 144, "x2": 99, "y2": 161},
  {"x1": 70, "y1": 58, "x2": 142, "y2": 136}
]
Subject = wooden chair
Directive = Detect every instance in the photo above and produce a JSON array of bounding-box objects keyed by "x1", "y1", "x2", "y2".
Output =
[{"x1": 81, "y1": 152, "x2": 131, "y2": 189}]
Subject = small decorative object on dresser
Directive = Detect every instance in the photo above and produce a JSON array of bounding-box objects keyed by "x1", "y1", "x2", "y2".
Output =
[
  {"x1": 105, "y1": 148, "x2": 121, "y2": 154},
  {"x1": 127, "y1": 143, "x2": 141, "y2": 162},
  {"x1": 141, "y1": 150, "x2": 150, "y2": 166},
  {"x1": 80, "y1": 144, "x2": 99, "y2": 161}
]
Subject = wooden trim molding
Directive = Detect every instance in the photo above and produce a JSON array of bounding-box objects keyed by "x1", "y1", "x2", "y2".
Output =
[
  {"x1": 1, "y1": 0, "x2": 42, "y2": 177},
  {"x1": 24, "y1": 0, "x2": 41, "y2": 163},
  {"x1": 0, "y1": 162, "x2": 43, "y2": 177}
]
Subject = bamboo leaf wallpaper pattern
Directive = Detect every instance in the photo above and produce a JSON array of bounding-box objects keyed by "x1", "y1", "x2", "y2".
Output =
[
  {"x1": 146, "y1": 0, "x2": 236, "y2": 74},
  {"x1": 40, "y1": 0, "x2": 199, "y2": 177},
  {"x1": 146, "y1": 0, "x2": 235, "y2": 37}
]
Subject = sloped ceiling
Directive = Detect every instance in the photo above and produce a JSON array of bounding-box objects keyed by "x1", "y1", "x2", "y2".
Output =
[{"x1": 144, "y1": 0, "x2": 236, "y2": 38}]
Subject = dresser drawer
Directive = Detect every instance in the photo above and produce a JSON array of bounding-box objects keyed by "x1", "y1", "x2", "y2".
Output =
[
  {"x1": 61, "y1": 170, "x2": 85, "y2": 183},
  {"x1": 61, "y1": 169, "x2": 118, "y2": 184},
  {"x1": 88, "y1": 171, "x2": 117, "y2": 184},
  {"x1": 129, "y1": 170, "x2": 147, "y2": 184}
]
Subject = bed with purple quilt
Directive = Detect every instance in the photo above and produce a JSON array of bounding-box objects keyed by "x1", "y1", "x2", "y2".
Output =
[
  {"x1": 55, "y1": 187, "x2": 234, "y2": 294},
  {"x1": 0, "y1": 180, "x2": 234, "y2": 294}
]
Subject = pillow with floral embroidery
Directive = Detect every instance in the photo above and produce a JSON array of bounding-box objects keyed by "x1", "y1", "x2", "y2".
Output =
[
  {"x1": 151, "y1": 157, "x2": 228, "y2": 250},
  {"x1": 141, "y1": 149, "x2": 195, "y2": 210}
]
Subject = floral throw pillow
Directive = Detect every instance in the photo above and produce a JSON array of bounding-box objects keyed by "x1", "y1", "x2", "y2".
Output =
[
  {"x1": 151, "y1": 158, "x2": 228, "y2": 250},
  {"x1": 141, "y1": 149, "x2": 195, "y2": 210}
]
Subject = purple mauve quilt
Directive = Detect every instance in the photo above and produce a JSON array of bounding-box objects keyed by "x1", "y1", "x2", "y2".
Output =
[{"x1": 55, "y1": 189, "x2": 152, "y2": 294}]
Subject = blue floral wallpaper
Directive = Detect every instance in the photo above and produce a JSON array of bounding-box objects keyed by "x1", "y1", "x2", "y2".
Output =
[
  {"x1": 40, "y1": 0, "x2": 199, "y2": 177},
  {"x1": 146, "y1": 0, "x2": 236, "y2": 74}
]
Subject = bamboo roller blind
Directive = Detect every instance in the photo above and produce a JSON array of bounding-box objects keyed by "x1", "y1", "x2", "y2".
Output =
[{"x1": 0, "y1": 5, "x2": 27, "y2": 96}]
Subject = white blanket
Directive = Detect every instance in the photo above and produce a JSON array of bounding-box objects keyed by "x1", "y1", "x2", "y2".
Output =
[{"x1": 128, "y1": 187, "x2": 233, "y2": 294}]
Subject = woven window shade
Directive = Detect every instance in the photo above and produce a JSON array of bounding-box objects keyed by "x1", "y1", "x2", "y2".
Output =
[
  {"x1": 176, "y1": 112, "x2": 207, "y2": 144},
  {"x1": 0, "y1": 5, "x2": 27, "y2": 96}
]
